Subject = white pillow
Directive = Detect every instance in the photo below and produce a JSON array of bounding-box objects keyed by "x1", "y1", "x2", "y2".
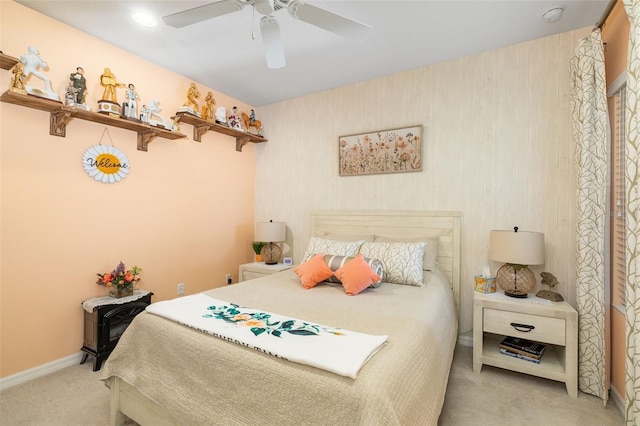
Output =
[
  {"x1": 359, "y1": 241, "x2": 426, "y2": 286},
  {"x1": 373, "y1": 236, "x2": 438, "y2": 271},
  {"x1": 302, "y1": 237, "x2": 364, "y2": 261}
]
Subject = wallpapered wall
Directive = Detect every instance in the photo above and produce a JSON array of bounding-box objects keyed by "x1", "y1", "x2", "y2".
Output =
[
  {"x1": 0, "y1": 2, "x2": 257, "y2": 378},
  {"x1": 256, "y1": 27, "x2": 590, "y2": 332}
]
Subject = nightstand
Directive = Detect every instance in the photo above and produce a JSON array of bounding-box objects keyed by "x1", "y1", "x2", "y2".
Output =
[
  {"x1": 238, "y1": 262, "x2": 292, "y2": 282},
  {"x1": 473, "y1": 292, "x2": 578, "y2": 398}
]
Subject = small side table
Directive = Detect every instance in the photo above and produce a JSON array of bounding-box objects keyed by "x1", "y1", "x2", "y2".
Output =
[
  {"x1": 238, "y1": 262, "x2": 292, "y2": 282},
  {"x1": 80, "y1": 290, "x2": 152, "y2": 371},
  {"x1": 473, "y1": 291, "x2": 578, "y2": 397}
]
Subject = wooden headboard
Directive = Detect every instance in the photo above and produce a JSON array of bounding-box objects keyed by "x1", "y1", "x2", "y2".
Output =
[{"x1": 310, "y1": 210, "x2": 461, "y2": 311}]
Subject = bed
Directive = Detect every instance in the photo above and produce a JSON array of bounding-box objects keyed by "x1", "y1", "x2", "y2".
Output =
[{"x1": 101, "y1": 210, "x2": 461, "y2": 426}]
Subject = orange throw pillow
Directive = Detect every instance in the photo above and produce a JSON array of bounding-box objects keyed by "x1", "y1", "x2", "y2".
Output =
[
  {"x1": 334, "y1": 254, "x2": 382, "y2": 296},
  {"x1": 294, "y1": 254, "x2": 334, "y2": 289}
]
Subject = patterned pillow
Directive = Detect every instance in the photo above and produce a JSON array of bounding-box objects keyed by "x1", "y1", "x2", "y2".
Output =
[
  {"x1": 374, "y1": 236, "x2": 439, "y2": 271},
  {"x1": 302, "y1": 237, "x2": 364, "y2": 261},
  {"x1": 359, "y1": 241, "x2": 426, "y2": 286},
  {"x1": 323, "y1": 254, "x2": 384, "y2": 288}
]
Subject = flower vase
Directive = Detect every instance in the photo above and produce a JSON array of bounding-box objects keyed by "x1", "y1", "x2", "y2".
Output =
[
  {"x1": 255, "y1": 254, "x2": 263, "y2": 262},
  {"x1": 109, "y1": 282, "x2": 134, "y2": 298}
]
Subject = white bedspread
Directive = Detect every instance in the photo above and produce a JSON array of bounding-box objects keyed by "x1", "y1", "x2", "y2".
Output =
[{"x1": 146, "y1": 293, "x2": 387, "y2": 378}]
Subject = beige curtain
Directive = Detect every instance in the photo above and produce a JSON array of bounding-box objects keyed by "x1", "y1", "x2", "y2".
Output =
[
  {"x1": 622, "y1": 1, "x2": 640, "y2": 424},
  {"x1": 570, "y1": 29, "x2": 609, "y2": 403}
]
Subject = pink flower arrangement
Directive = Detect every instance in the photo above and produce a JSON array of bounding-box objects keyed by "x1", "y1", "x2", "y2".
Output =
[{"x1": 96, "y1": 261, "x2": 142, "y2": 288}]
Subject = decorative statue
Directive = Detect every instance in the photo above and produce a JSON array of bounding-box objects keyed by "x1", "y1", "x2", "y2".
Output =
[
  {"x1": 536, "y1": 272, "x2": 564, "y2": 302},
  {"x1": 9, "y1": 62, "x2": 26, "y2": 94},
  {"x1": 202, "y1": 91, "x2": 216, "y2": 122},
  {"x1": 215, "y1": 106, "x2": 227, "y2": 126},
  {"x1": 123, "y1": 83, "x2": 140, "y2": 120},
  {"x1": 70, "y1": 67, "x2": 87, "y2": 105},
  {"x1": 64, "y1": 83, "x2": 78, "y2": 105},
  {"x1": 19, "y1": 46, "x2": 59, "y2": 101},
  {"x1": 144, "y1": 99, "x2": 172, "y2": 129},
  {"x1": 99, "y1": 68, "x2": 125, "y2": 103},
  {"x1": 98, "y1": 68, "x2": 125, "y2": 115},
  {"x1": 228, "y1": 106, "x2": 243, "y2": 131},
  {"x1": 241, "y1": 109, "x2": 263, "y2": 135},
  {"x1": 177, "y1": 83, "x2": 201, "y2": 117}
]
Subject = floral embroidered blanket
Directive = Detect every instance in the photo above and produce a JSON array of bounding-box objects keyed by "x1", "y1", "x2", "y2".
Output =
[{"x1": 145, "y1": 293, "x2": 388, "y2": 379}]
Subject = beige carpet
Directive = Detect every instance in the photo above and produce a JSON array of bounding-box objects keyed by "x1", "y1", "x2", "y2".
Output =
[{"x1": 0, "y1": 345, "x2": 624, "y2": 425}]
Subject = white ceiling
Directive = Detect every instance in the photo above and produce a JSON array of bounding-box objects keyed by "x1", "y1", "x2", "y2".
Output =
[{"x1": 15, "y1": 0, "x2": 609, "y2": 107}]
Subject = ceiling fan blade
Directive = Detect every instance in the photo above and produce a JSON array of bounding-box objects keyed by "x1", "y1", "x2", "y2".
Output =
[
  {"x1": 260, "y1": 15, "x2": 286, "y2": 69},
  {"x1": 162, "y1": 0, "x2": 244, "y2": 28},
  {"x1": 287, "y1": 0, "x2": 371, "y2": 40}
]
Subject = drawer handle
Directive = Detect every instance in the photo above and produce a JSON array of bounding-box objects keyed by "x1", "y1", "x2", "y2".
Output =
[{"x1": 510, "y1": 322, "x2": 535, "y2": 332}]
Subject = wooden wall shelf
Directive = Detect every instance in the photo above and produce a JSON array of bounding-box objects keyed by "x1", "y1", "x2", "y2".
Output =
[
  {"x1": 173, "y1": 112, "x2": 267, "y2": 152},
  {"x1": 0, "y1": 52, "x2": 19, "y2": 70},
  {"x1": 0, "y1": 90, "x2": 186, "y2": 151}
]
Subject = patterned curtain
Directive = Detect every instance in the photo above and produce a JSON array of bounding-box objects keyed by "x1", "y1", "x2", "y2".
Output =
[
  {"x1": 622, "y1": 1, "x2": 640, "y2": 424},
  {"x1": 570, "y1": 29, "x2": 609, "y2": 403}
]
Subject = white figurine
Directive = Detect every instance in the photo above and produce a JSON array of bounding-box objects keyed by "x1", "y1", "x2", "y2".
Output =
[
  {"x1": 123, "y1": 84, "x2": 140, "y2": 119},
  {"x1": 20, "y1": 46, "x2": 59, "y2": 101},
  {"x1": 145, "y1": 100, "x2": 171, "y2": 129},
  {"x1": 215, "y1": 106, "x2": 227, "y2": 126},
  {"x1": 228, "y1": 106, "x2": 243, "y2": 131}
]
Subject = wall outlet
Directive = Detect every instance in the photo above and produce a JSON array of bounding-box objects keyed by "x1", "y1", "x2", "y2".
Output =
[
  {"x1": 226, "y1": 273, "x2": 232, "y2": 285},
  {"x1": 177, "y1": 283, "x2": 185, "y2": 295}
]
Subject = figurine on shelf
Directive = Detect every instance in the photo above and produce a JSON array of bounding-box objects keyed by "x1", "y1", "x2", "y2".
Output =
[
  {"x1": 228, "y1": 106, "x2": 243, "y2": 131},
  {"x1": 215, "y1": 106, "x2": 227, "y2": 126},
  {"x1": 177, "y1": 83, "x2": 201, "y2": 118},
  {"x1": 19, "y1": 46, "x2": 59, "y2": 101},
  {"x1": 68, "y1": 67, "x2": 90, "y2": 110},
  {"x1": 202, "y1": 91, "x2": 216, "y2": 122},
  {"x1": 122, "y1": 83, "x2": 140, "y2": 120},
  {"x1": 64, "y1": 83, "x2": 78, "y2": 106},
  {"x1": 241, "y1": 109, "x2": 263, "y2": 135},
  {"x1": 98, "y1": 68, "x2": 126, "y2": 116},
  {"x1": 9, "y1": 62, "x2": 26, "y2": 95},
  {"x1": 144, "y1": 99, "x2": 172, "y2": 129}
]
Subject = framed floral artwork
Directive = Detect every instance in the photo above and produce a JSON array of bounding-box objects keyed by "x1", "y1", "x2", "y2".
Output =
[{"x1": 338, "y1": 125, "x2": 422, "y2": 176}]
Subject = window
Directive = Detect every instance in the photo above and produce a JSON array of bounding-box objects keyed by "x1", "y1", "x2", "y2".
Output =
[{"x1": 609, "y1": 73, "x2": 626, "y2": 308}]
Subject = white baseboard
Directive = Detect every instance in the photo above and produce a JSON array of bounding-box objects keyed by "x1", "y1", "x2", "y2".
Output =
[
  {"x1": 0, "y1": 352, "x2": 84, "y2": 392},
  {"x1": 609, "y1": 384, "x2": 625, "y2": 417}
]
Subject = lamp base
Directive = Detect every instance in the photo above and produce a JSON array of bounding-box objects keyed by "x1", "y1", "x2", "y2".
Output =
[
  {"x1": 504, "y1": 291, "x2": 529, "y2": 299},
  {"x1": 496, "y1": 263, "x2": 536, "y2": 298},
  {"x1": 260, "y1": 243, "x2": 282, "y2": 265}
]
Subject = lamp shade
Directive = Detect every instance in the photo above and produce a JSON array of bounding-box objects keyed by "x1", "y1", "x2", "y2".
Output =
[
  {"x1": 255, "y1": 221, "x2": 286, "y2": 243},
  {"x1": 489, "y1": 228, "x2": 544, "y2": 266}
]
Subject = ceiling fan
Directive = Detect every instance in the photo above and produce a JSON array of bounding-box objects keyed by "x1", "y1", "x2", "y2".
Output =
[{"x1": 162, "y1": 0, "x2": 371, "y2": 69}]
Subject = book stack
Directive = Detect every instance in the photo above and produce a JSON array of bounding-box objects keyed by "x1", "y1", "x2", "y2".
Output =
[{"x1": 499, "y1": 336, "x2": 545, "y2": 364}]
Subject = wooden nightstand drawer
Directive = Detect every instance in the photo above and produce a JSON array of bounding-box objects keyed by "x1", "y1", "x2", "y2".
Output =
[{"x1": 484, "y1": 308, "x2": 565, "y2": 345}]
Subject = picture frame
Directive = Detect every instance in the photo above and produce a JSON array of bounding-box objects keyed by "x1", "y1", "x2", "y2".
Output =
[
  {"x1": 338, "y1": 125, "x2": 422, "y2": 176},
  {"x1": 283, "y1": 257, "x2": 293, "y2": 266}
]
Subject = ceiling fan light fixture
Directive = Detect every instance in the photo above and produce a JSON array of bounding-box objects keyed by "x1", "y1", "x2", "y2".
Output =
[
  {"x1": 260, "y1": 15, "x2": 286, "y2": 69},
  {"x1": 255, "y1": 0, "x2": 275, "y2": 16}
]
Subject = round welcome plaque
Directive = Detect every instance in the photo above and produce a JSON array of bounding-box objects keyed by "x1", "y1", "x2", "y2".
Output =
[{"x1": 83, "y1": 145, "x2": 130, "y2": 183}]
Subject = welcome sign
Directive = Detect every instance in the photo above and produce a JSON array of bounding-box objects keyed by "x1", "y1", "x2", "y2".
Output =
[{"x1": 83, "y1": 145, "x2": 130, "y2": 183}]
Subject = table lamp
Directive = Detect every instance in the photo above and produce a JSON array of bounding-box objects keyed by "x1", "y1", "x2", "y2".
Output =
[
  {"x1": 255, "y1": 220, "x2": 286, "y2": 265},
  {"x1": 489, "y1": 227, "x2": 544, "y2": 298}
]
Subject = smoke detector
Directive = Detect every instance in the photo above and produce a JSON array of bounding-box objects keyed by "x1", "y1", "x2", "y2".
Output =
[{"x1": 542, "y1": 7, "x2": 564, "y2": 23}]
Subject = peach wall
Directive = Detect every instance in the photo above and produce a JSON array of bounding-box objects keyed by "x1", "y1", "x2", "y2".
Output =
[
  {"x1": 602, "y1": 0, "x2": 629, "y2": 403},
  {"x1": 0, "y1": 2, "x2": 257, "y2": 377}
]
